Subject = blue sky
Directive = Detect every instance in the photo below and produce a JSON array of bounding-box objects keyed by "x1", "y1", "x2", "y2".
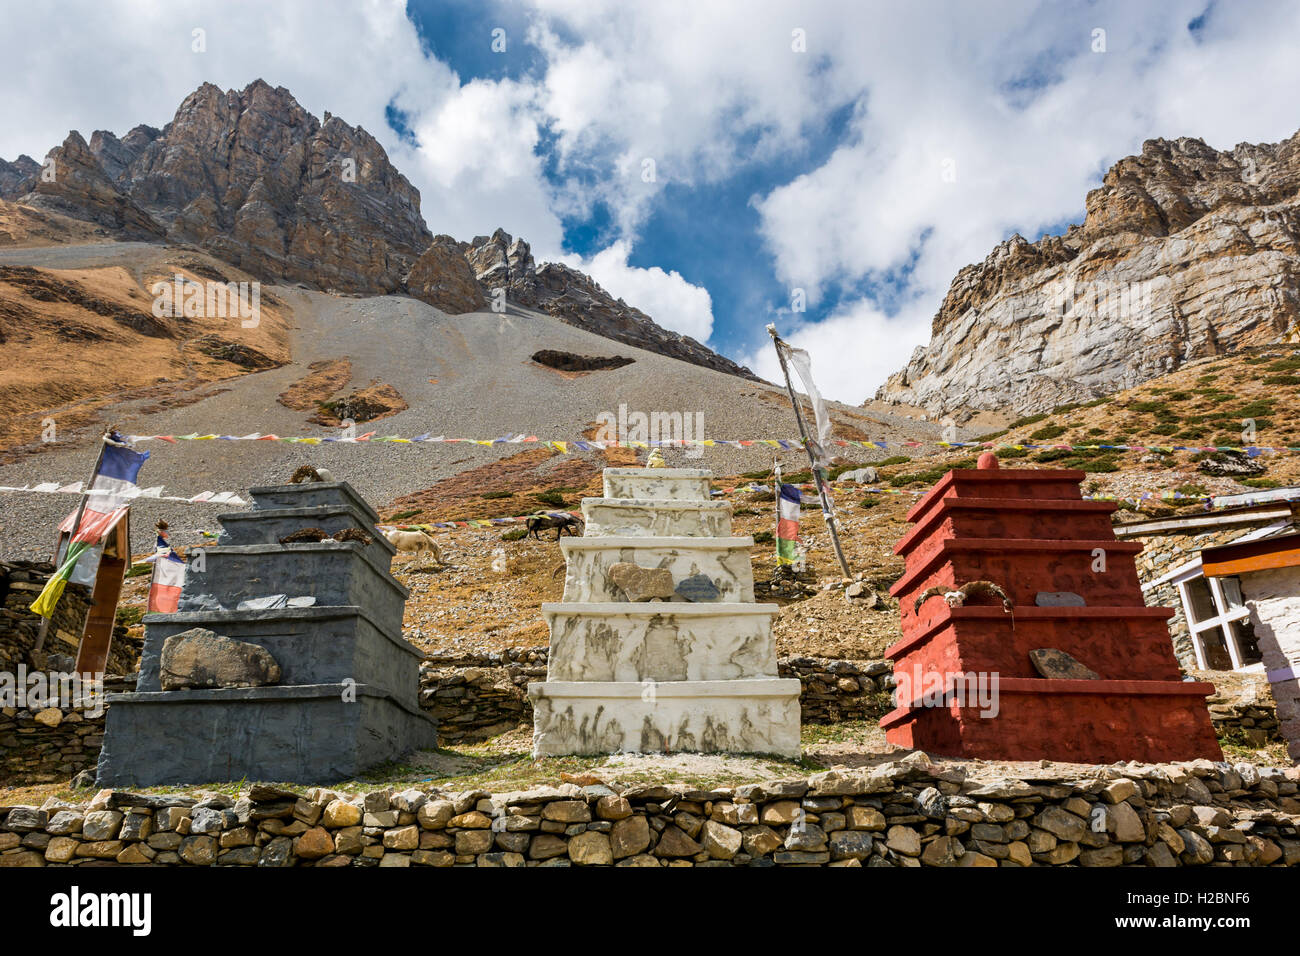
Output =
[{"x1": 3, "y1": 0, "x2": 1298, "y2": 400}]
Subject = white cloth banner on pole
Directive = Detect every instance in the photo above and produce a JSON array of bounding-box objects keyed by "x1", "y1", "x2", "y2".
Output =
[{"x1": 782, "y1": 342, "x2": 833, "y2": 466}]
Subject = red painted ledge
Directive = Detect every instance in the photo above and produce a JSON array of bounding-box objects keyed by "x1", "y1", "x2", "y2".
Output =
[
  {"x1": 890, "y1": 538, "x2": 1146, "y2": 596},
  {"x1": 883, "y1": 605, "x2": 1177, "y2": 661},
  {"x1": 896, "y1": 497, "x2": 1119, "y2": 555},
  {"x1": 906, "y1": 468, "x2": 1088, "y2": 522},
  {"x1": 879, "y1": 679, "x2": 1217, "y2": 731}
]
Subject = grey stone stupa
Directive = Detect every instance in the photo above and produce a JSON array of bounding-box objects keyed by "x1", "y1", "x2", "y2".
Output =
[{"x1": 96, "y1": 480, "x2": 437, "y2": 786}]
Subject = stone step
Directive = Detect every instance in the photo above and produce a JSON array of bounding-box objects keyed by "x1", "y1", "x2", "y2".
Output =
[
  {"x1": 543, "y1": 602, "x2": 780, "y2": 683},
  {"x1": 137, "y1": 605, "x2": 421, "y2": 696},
  {"x1": 559, "y1": 535, "x2": 755, "y2": 603},
  {"x1": 528, "y1": 678, "x2": 801, "y2": 757},
  {"x1": 581, "y1": 497, "x2": 733, "y2": 538},
  {"x1": 97, "y1": 684, "x2": 438, "y2": 787},
  {"x1": 602, "y1": 467, "x2": 713, "y2": 501},
  {"x1": 249, "y1": 480, "x2": 380, "y2": 524},
  {"x1": 217, "y1": 504, "x2": 395, "y2": 565},
  {"x1": 177, "y1": 541, "x2": 407, "y2": 634}
]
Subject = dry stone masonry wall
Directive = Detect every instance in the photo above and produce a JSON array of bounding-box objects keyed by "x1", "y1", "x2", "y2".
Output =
[
  {"x1": 2, "y1": 758, "x2": 1297, "y2": 867},
  {"x1": 0, "y1": 560, "x2": 137, "y2": 676},
  {"x1": 420, "y1": 648, "x2": 893, "y2": 744}
]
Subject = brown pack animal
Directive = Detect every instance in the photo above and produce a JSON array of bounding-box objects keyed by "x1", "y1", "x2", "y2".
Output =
[
  {"x1": 526, "y1": 513, "x2": 583, "y2": 540},
  {"x1": 384, "y1": 528, "x2": 446, "y2": 566}
]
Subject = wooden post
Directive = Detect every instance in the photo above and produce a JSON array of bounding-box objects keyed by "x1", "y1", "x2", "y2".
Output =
[
  {"x1": 34, "y1": 427, "x2": 111, "y2": 652},
  {"x1": 766, "y1": 325, "x2": 852, "y2": 579},
  {"x1": 773, "y1": 458, "x2": 783, "y2": 554}
]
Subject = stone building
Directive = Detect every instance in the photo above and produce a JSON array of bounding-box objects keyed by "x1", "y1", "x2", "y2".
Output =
[{"x1": 1116, "y1": 490, "x2": 1300, "y2": 673}]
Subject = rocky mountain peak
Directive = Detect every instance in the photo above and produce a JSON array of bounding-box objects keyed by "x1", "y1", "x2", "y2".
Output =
[
  {"x1": 878, "y1": 127, "x2": 1300, "y2": 417},
  {"x1": 22, "y1": 130, "x2": 163, "y2": 239},
  {"x1": 3, "y1": 81, "x2": 755, "y2": 379}
]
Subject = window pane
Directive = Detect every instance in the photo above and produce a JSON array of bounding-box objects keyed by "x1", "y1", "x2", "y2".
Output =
[
  {"x1": 1229, "y1": 619, "x2": 1263, "y2": 666},
  {"x1": 1220, "y1": 576, "x2": 1245, "y2": 610},
  {"x1": 1199, "y1": 627, "x2": 1234, "y2": 670},
  {"x1": 1184, "y1": 576, "x2": 1218, "y2": 623}
]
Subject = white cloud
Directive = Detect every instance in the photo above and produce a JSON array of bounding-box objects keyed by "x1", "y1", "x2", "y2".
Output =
[
  {"x1": 744, "y1": 300, "x2": 928, "y2": 406},
  {"x1": 572, "y1": 241, "x2": 715, "y2": 343}
]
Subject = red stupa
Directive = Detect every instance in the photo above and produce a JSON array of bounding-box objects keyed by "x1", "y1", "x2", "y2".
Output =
[{"x1": 880, "y1": 453, "x2": 1222, "y2": 763}]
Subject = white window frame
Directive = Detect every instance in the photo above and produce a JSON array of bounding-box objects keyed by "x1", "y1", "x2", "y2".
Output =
[{"x1": 1173, "y1": 570, "x2": 1255, "y2": 671}]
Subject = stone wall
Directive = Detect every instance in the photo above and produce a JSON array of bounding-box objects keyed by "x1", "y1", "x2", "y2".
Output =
[
  {"x1": 2, "y1": 758, "x2": 1296, "y2": 867},
  {"x1": 420, "y1": 648, "x2": 546, "y2": 744},
  {"x1": 0, "y1": 560, "x2": 138, "y2": 676},
  {"x1": 419, "y1": 649, "x2": 895, "y2": 744},
  {"x1": 0, "y1": 705, "x2": 103, "y2": 785},
  {"x1": 1210, "y1": 701, "x2": 1284, "y2": 746},
  {"x1": 1, "y1": 561, "x2": 92, "y2": 672},
  {"x1": 1202, "y1": 670, "x2": 1283, "y2": 747},
  {"x1": 0, "y1": 677, "x2": 132, "y2": 785}
]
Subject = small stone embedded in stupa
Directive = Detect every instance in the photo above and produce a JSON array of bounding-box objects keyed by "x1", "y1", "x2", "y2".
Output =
[
  {"x1": 608, "y1": 562, "x2": 675, "y2": 601},
  {"x1": 1036, "y1": 590, "x2": 1086, "y2": 607},
  {"x1": 1029, "y1": 647, "x2": 1101, "y2": 681},
  {"x1": 675, "y1": 572, "x2": 722, "y2": 602}
]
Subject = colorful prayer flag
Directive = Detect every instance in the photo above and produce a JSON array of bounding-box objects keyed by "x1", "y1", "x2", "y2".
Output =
[
  {"x1": 776, "y1": 483, "x2": 802, "y2": 565},
  {"x1": 148, "y1": 551, "x2": 186, "y2": 614}
]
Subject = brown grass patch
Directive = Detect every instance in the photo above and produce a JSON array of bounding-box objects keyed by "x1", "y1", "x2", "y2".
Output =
[
  {"x1": 277, "y1": 357, "x2": 352, "y2": 411},
  {"x1": 309, "y1": 380, "x2": 408, "y2": 426},
  {"x1": 0, "y1": 263, "x2": 289, "y2": 454}
]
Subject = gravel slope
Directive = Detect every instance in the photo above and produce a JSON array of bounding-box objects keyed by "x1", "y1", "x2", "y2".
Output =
[{"x1": 0, "y1": 242, "x2": 954, "y2": 559}]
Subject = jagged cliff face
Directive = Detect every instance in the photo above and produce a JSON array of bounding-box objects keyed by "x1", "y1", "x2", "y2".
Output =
[
  {"x1": 877, "y1": 132, "x2": 1300, "y2": 417},
  {"x1": 4, "y1": 81, "x2": 754, "y2": 379}
]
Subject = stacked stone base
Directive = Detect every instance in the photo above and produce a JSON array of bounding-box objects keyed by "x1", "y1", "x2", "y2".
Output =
[
  {"x1": 96, "y1": 480, "x2": 435, "y2": 787},
  {"x1": 530, "y1": 679, "x2": 802, "y2": 757},
  {"x1": 97, "y1": 684, "x2": 435, "y2": 786}
]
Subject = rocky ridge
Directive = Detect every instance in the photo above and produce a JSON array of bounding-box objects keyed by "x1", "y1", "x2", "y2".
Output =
[
  {"x1": 3, "y1": 80, "x2": 752, "y2": 378},
  {"x1": 878, "y1": 131, "x2": 1300, "y2": 417},
  {"x1": 456, "y1": 228, "x2": 755, "y2": 378}
]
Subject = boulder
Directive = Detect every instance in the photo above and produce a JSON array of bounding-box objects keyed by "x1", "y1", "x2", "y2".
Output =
[{"x1": 838, "y1": 467, "x2": 879, "y2": 483}]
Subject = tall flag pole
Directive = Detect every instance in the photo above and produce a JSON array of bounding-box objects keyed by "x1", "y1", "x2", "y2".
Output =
[{"x1": 766, "y1": 325, "x2": 852, "y2": 578}]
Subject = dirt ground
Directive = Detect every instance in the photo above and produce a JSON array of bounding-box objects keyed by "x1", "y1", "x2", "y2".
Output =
[{"x1": 3, "y1": 716, "x2": 1288, "y2": 808}]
